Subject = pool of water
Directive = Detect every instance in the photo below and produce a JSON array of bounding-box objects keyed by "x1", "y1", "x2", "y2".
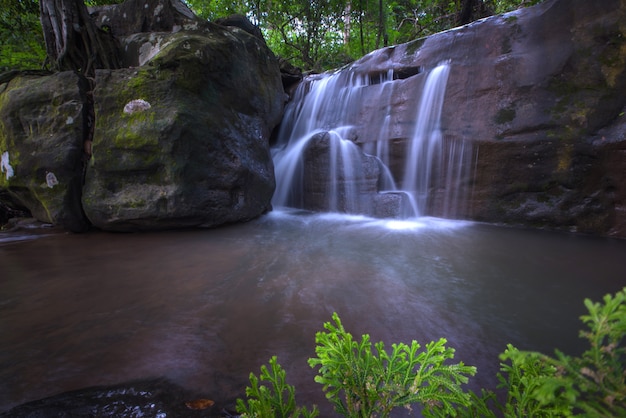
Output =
[{"x1": 1, "y1": 210, "x2": 625, "y2": 415}]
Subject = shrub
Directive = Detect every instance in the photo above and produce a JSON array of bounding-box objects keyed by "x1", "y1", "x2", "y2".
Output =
[
  {"x1": 308, "y1": 312, "x2": 476, "y2": 417},
  {"x1": 237, "y1": 288, "x2": 626, "y2": 417},
  {"x1": 460, "y1": 287, "x2": 626, "y2": 417},
  {"x1": 236, "y1": 356, "x2": 319, "y2": 418}
]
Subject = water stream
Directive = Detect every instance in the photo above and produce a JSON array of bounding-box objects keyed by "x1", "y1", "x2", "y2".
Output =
[
  {"x1": 2, "y1": 54, "x2": 625, "y2": 417},
  {"x1": 1, "y1": 213, "x2": 625, "y2": 415},
  {"x1": 272, "y1": 61, "x2": 474, "y2": 218}
]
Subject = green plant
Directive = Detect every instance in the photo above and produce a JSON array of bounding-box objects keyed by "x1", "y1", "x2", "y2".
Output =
[
  {"x1": 308, "y1": 312, "x2": 476, "y2": 417},
  {"x1": 461, "y1": 345, "x2": 571, "y2": 417},
  {"x1": 527, "y1": 288, "x2": 626, "y2": 416},
  {"x1": 236, "y1": 356, "x2": 319, "y2": 418},
  {"x1": 460, "y1": 287, "x2": 626, "y2": 417},
  {"x1": 237, "y1": 288, "x2": 626, "y2": 417}
]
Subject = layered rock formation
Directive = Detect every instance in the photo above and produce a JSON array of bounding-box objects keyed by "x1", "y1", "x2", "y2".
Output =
[
  {"x1": 2, "y1": 0, "x2": 625, "y2": 237},
  {"x1": 0, "y1": 0, "x2": 284, "y2": 231},
  {"x1": 292, "y1": 0, "x2": 626, "y2": 237}
]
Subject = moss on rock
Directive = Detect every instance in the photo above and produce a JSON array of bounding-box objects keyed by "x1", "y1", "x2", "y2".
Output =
[{"x1": 83, "y1": 27, "x2": 284, "y2": 231}]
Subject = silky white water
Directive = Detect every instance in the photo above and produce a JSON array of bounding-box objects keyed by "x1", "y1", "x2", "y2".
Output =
[
  {"x1": 272, "y1": 62, "x2": 474, "y2": 218},
  {"x1": 401, "y1": 63, "x2": 450, "y2": 215}
]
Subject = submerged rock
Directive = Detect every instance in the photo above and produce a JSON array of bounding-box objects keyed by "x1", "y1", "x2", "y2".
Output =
[{"x1": 0, "y1": 379, "x2": 219, "y2": 418}]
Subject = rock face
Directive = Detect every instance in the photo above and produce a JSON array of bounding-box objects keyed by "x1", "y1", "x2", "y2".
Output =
[
  {"x1": 83, "y1": 29, "x2": 283, "y2": 231},
  {"x1": 2, "y1": 379, "x2": 217, "y2": 417},
  {"x1": 302, "y1": 0, "x2": 626, "y2": 237},
  {"x1": 0, "y1": 72, "x2": 90, "y2": 232},
  {"x1": 2, "y1": 0, "x2": 625, "y2": 236},
  {"x1": 297, "y1": 132, "x2": 386, "y2": 215},
  {"x1": 0, "y1": 1, "x2": 284, "y2": 231}
]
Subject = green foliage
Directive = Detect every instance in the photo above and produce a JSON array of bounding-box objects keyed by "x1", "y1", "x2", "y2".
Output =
[
  {"x1": 260, "y1": 0, "x2": 349, "y2": 71},
  {"x1": 236, "y1": 356, "x2": 319, "y2": 418},
  {"x1": 526, "y1": 288, "x2": 626, "y2": 416},
  {"x1": 183, "y1": 0, "x2": 249, "y2": 21},
  {"x1": 308, "y1": 312, "x2": 476, "y2": 417},
  {"x1": 461, "y1": 345, "x2": 571, "y2": 417},
  {"x1": 0, "y1": 0, "x2": 546, "y2": 72},
  {"x1": 181, "y1": 0, "x2": 546, "y2": 71},
  {"x1": 459, "y1": 287, "x2": 626, "y2": 417},
  {"x1": 0, "y1": 0, "x2": 122, "y2": 71},
  {"x1": 0, "y1": 0, "x2": 46, "y2": 70},
  {"x1": 238, "y1": 289, "x2": 626, "y2": 418},
  {"x1": 493, "y1": 0, "x2": 544, "y2": 14}
]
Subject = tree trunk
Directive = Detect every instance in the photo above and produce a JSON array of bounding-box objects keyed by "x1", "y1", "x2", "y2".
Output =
[
  {"x1": 358, "y1": 0, "x2": 365, "y2": 55},
  {"x1": 344, "y1": 2, "x2": 351, "y2": 47},
  {"x1": 376, "y1": 0, "x2": 387, "y2": 48},
  {"x1": 39, "y1": 0, "x2": 120, "y2": 74},
  {"x1": 458, "y1": 0, "x2": 474, "y2": 25}
]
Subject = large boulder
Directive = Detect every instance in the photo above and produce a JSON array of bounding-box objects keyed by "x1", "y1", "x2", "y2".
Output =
[
  {"x1": 0, "y1": 2, "x2": 284, "y2": 232},
  {"x1": 317, "y1": 0, "x2": 626, "y2": 236},
  {"x1": 88, "y1": 0, "x2": 199, "y2": 38},
  {"x1": 82, "y1": 27, "x2": 284, "y2": 231},
  {"x1": 0, "y1": 71, "x2": 90, "y2": 232},
  {"x1": 297, "y1": 131, "x2": 385, "y2": 215}
]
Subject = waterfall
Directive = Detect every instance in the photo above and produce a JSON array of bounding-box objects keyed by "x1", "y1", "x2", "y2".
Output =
[
  {"x1": 272, "y1": 61, "x2": 473, "y2": 219},
  {"x1": 272, "y1": 70, "x2": 386, "y2": 214},
  {"x1": 402, "y1": 62, "x2": 450, "y2": 216}
]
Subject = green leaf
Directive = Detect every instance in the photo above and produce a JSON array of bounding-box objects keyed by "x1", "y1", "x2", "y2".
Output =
[
  {"x1": 237, "y1": 356, "x2": 319, "y2": 418},
  {"x1": 309, "y1": 312, "x2": 475, "y2": 417}
]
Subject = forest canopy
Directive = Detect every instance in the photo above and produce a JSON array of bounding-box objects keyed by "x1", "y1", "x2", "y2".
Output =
[{"x1": 0, "y1": 0, "x2": 543, "y2": 72}]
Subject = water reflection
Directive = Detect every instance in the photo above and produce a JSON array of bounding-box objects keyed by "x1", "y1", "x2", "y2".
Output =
[{"x1": 1, "y1": 211, "x2": 625, "y2": 415}]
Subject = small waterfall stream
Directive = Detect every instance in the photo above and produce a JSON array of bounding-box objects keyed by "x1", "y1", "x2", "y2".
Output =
[
  {"x1": 272, "y1": 61, "x2": 473, "y2": 219},
  {"x1": 402, "y1": 63, "x2": 450, "y2": 215}
]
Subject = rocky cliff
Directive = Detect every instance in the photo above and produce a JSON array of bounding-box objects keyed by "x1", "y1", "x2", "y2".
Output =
[
  {"x1": 304, "y1": 0, "x2": 626, "y2": 237},
  {"x1": 2, "y1": 0, "x2": 625, "y2": 237},
  {"x1": 0, "y1": 1, "x2": 284, "y2": 232}
]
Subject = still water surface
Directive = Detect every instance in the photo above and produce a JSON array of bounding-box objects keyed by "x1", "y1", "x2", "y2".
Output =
[{"x1": 1, "y1": 211, "x2": 625, "y2": 414}]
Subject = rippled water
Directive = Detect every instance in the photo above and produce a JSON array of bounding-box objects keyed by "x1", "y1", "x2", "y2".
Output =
[{"x1": 1, "y1": 211, "x2": 625, "y2": 415}]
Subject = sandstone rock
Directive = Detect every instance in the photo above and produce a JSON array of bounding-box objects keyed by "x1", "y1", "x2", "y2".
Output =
[
  {"x1": 0, "y1": 72, "x2": 90, "y2": 232},
  {"x1": 82, "y1": 27, "x2": 284, "y2": 231},
  {"x1": 298, "y1": 131, "x2": 387, "y2": 216},
  {"x1": 315, "y1": 0, "x2": 626, "y2": 236},
  {"x1": 215, "y1": 13, "x2": 264, "y2": 41},
  {"x1": 0, "y1": 8, "x2": 283, "y2": 232},
  {"x1": 88, "y1": 0, "x2": 200, "y2": 39}
]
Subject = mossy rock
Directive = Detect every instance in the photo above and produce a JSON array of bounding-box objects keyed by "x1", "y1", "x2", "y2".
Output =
[
  {"x1": 83, "y1": 27, "x2": 284, "y2": 231},
  {"x1": 0, "y1": 72, "x2": 89, "y2": 232}
]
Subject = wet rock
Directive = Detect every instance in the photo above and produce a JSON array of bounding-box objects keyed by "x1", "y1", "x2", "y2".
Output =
[
  {"x1": 277, "y1": 57, "x2": 303, "y2": 91},
  {"x1": 373, "y1": 192, "x2": 414, "y2": 218},
  {"x1": 0, "y1": 72, "x2": 90, "y2": 232},
  {"x1": 0, "y1": 379, "x2": 219, "y2": 418},
  {"x1": 215, "y1": 14, "x2": 264, "y2": 41},
  {"x1": 88, "y1": 0, "x2": 200, "y2": 39},
  {"x1": 296, "y1": 131, "x2": 383, "y2": 215},
  {"x1": 1, "y1": 2, "x2": 284, "y2": 233},
  {"x1": 0, "y1": 190, "x2": 30, "y2": 227},
  {"x1": 328, "y1": 0, "x2": 626, "y2": 236},
  {"x1": 82, "y1": 26, "x2": 283, "y2": 231}
]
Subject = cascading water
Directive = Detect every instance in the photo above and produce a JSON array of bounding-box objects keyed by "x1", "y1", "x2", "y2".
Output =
[
  {"x1": 401, "y1": 63, "x2": 450, "y2": 216},
  {"x1": 272, "y1": 60, "x2": 473, "y2": 219},
  {"x1": 272, "y1": 71, "x2": 389, "y2": 214}
]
